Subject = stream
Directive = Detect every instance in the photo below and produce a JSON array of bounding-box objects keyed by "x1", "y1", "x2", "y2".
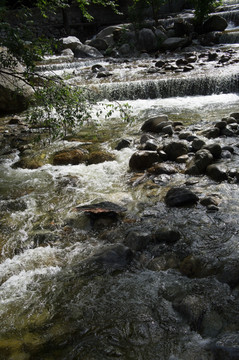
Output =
[{"x1": 1, "y1": 2, "x2": 239, "y2": 360}]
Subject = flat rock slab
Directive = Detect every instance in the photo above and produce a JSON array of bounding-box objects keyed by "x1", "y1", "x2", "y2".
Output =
[
  {"x1": 76, "y1": 201, "x2": 126, "y2": 215},
  {"x1": 165, "y1": 187, "x2": 199, "y2": 207}
]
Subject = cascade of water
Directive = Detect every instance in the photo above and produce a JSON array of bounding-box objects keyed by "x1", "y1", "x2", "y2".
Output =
[{"x1": 92, "y1": 71, "x2": 239, "y2": 101}]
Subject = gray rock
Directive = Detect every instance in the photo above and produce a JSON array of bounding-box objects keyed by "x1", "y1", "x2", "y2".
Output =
[
  {"x1": 61, "y1": 48, "x2": 74, "y2": 57},
  {"x1": 148, "y1": 163, "x2": 177, "y2": 175},
  {"x1": 203, "y1": 143, "x2": 222, "y2": 159},
  {"x1": 141, "y1": 114, "x2": 168, "y2": 132},
  {"x1": 203, "y1": 15, "x2": 228, "y2": 33},
  {"x1": 161, "y1": 37, "x2": 191, "y2": 51},
  {"x1": 203, "y1": 127, "x2": 220, "y2": 139},
  {"x1": 194, "y1": 149, "x2": 213, "y2": 172},
  {"x1": 74, "y1": 44, "x2": 103, "y2": 58},
  {"x1": 165, "y1": 187, "x2": 199, "y2": 207},
  {"x1": 129, "y1": 151, "x2": 161, "y2": 171},
  {"x1": 60, "y1": 36, "x2": 82, "y2": 50},
  {"x1": 87, "y1": 38, "x2": 108, "y2": 51},
  {"x1": 138, "y1": 28, "x2": 157, "y2": 52},
  {"x1": 230, "y1": 112, "x2": 239, "y2": 121},
  {"x1": 192, "y1": 138, "x2": 206, "y2": 151},
  {"x1": 154, "y1": 228, "x2": 181, "y2": 243},
  {"x1": 115, "y1": 139, "x2": 131, "y2": 151},
  {"x1": 144, "y1": 139, "x2": 159, "y2": 151},
  {"x1": 206, "y1": 164, "x2": 228, "y2": 182},
  {"x1": 91, "y1": 244, "x2": 133, "y2": 271},
  {"x1": 155, "y1": 29, "x2": 168, "y2": 44},
  {"x1": 125, "y1": 229, "x2": 152, "y2": 251},
  {"x1": 162, "y1": 125, "x2": 173, "y2": 135},
  {"x1": 164, "y1": 141, "x2": 188, "y2": 160}
]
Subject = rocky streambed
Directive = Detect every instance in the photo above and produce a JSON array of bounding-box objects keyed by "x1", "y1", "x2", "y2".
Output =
[{"x1": 1, "y1": 92, "x2": 239, "y2": 359}]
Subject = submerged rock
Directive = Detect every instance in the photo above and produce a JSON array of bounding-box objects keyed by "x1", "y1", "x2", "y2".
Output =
[
  {"x1": 90, "y1": 244, "x2": 133, "y2": 271},
  {"x1": 87, "y1": 150, "x2": 115, "y2": 164},
  {"x1": 52, "y1": 149, "x2": 88, "y2": 166},
  {"x1": 165, "y1": 187, "x2": 199, "y2": 207}
]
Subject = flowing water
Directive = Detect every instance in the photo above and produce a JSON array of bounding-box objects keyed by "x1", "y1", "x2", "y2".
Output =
[{"x1": 1, "y1": 3, "x2": 239, "y2": 360}]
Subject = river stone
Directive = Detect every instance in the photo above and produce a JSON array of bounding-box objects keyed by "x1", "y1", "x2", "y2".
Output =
[
  {"x1": 162, "y1": 125, "x2": 173, "y2": 135},
  {"x1": 87, "y1": 150, "x2": 115, "y2": 165},
  {"x1": 141, "y1": 115, "x2": 168, "y2": 132},
  {"x1": 53, "y1": 149, "x2": 88, "y2": 165},
  {"x1": 60, "y1": 36, "x2": 82, "y2": 50},
  {"x1": 206, "y1": 164, "x2": 228, "y2": 182},
  {"x1": 192, "y1": 138, "x2": 205, "y2": 151},
  {"x1": 155, "y1": 60, "x2": 166, "y2": 68},
  {"x1": 124, "y1": 229, "x2": 152, "y2": 251},
  {"x1": 155, "y1": 29, "x2": 168, "y2": 44},
  {"x1": 154, "y1": 228, "x2": 181, "y2": 243},
  {"x1": 74, "y1": 44, "x2": 103, "y2": 58},
  {"x1": 165, "y1": 187, "x2": 199, "y2": 207},
  {"x1": 138, "y1": 28, "x2": 157, "y2": 52},
  {"x1": 144, "y1": 139, "x2": 159, "y2": 151},
  {"x1": 91, "y1": 244, "x2": 133, "y2": 271},
  {"x1": 61, "y1": 48, "x2": 74, "y2": 57},
  {"x1": 129, "y1": 151, "x2": 161, "y2": 171},
  {"x1": 186, "y1": 149, "x2": 213, "y2": 175},
  {"x1": 221, "y1": 127, "x2": 235, "y2": 137},
  {"x1": 230, "y1": 112, "x2": 239, "y2": 121},
  {"x1": 195, "y1": 149, "x2": 214, "y2": 172},
  {"x1": 161, "y1": 37, "x2": 191, "y2": 51},
  {"x1": 203, "y1": 15, "x2": 228, "y2": 33},
  {"x1": 148, "y1": 163, "x2": 177, "y2": 175},
  {"x1": 203, "y1": 127, "x2": 220, "y2": 139},
  {"x1": 87, "y1": 38, "x2": 108, "y2": 51},
  {"x1": 164, "y1": 141, "x2": 188, "y2": 161},
  {"x1": 115, "y1": 139, "x2": 131, "y2": 150},
  {"x1": 140, "y1": 133, "x2": 156, "y2": 144},
  {"x1": 215, "y1": 120, "x2": 227, "y2": 130},
  {"x1": 173, "y1": 294, "x2": 205, "y2": 331}
]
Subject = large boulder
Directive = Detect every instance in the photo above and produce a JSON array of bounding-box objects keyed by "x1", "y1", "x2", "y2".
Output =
[
  {"x1": 60, "y1": 36, "x2": 82, "y2": 50},
  {"x1": 138, "y1": 28, "x2": 158, "y2": 52},
  {"x1": 87, "y1": 38, "x2": 108, "y2": 51},
  {"x1": 0, "y1": 54, "x2": 34, "y2": 114},
  {"x1": 74, "y1": 44, "x2": 103, "y2": 58},
  {"x1": 202, "y1": 15, "x2": 228, "y2": 33},
  {"x1": 52, "y1": 149, "x2": 88, "y2": 165}
]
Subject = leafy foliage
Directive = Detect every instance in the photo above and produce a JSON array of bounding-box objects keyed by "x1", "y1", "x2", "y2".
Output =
[
  {"x1": 28, "y1": 81, "x2": 92, "y2": 143},
  {"x1": 192, "y1": 0, "x2": 222, "y2": 24},
  {"x1": 129, "y1": 0, "x2": 166, "y2": 26}
]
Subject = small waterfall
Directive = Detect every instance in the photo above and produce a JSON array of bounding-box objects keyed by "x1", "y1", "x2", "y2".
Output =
[
  {"x1": 220, "y1": 28, "x2": 239, "y2": 43},
  {"x1": 217, "y1": 9, "x2": 239, "y2": 26},
  {"x1": 91, "y1": 72, "x2": 239, "y2": 101}
]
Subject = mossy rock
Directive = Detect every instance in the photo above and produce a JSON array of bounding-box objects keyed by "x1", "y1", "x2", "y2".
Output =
[
  {"x1": 87, "y1": 150, "x2": 116, "y2": 165},
  {"x1": 12, "y1": 157, "x2": 44, "y2": 169},
  {"x1": 52, "y1": 149, "x2": 89, "y2": 166}
]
